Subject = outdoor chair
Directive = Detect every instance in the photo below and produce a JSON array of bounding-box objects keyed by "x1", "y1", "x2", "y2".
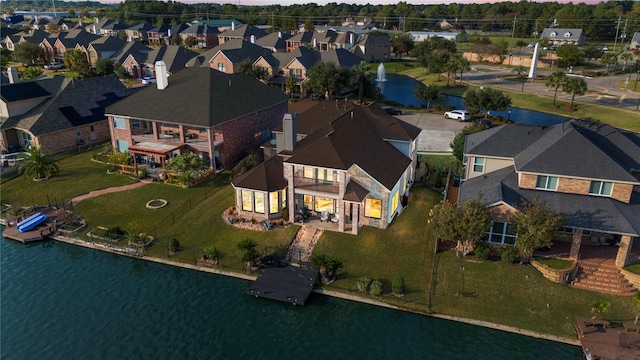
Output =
[
  {"x1": 330, "y1": 213, "x2": 339, "y2": 223},
  {"x1": 320, "y1": 211, "x2": 329, "y2": 222}
]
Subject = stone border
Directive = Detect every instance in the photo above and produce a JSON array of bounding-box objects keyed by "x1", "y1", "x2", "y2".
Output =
[{"x1": 146, "y1": 199, "x2": 168, "y2": 209}]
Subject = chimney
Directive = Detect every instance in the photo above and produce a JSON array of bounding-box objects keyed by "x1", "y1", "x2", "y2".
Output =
[
  {"x1": 313, "y1": 38, "x2": 317, "y2": 48},
  {"x1": 168, "y1": 28, "x2": 171, "y2": 38},
  {"x1": 250, "y1": 34, "x2": 256, "y2": 44},
  {"x1": 155, "y1": 61, "x2": 168, "y2": 90},
  {"x1": 282, "y1": 113, "x2": 297, "y2": 152},
  {"x1": 8, "y1": 67, "x2": 19, "y2": 84},
  {"x1": 231, "y1": 22, "x2": 235, "y2": 31},
  {"x1": 278, "y1": 31, "x2": 282, "y2": 38},
  {"x1": 95, "y1": 17, "x2": 99, "y2": 23}
]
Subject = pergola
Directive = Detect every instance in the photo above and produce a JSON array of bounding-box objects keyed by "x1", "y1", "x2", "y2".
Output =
[{"x1": 128, "y1": 141, "x2": 183, "y2": 170}]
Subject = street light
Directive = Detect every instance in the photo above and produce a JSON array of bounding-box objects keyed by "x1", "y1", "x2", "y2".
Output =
[{"x1": 508, "y1": 109, "x2": 512, "y2": 122}]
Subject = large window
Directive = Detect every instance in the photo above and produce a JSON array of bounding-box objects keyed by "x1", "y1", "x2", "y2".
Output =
[
  {"x1": 535, "y1": 175, "x2": 558, "y2": 190},
  {"x1": 364, "y1": 198, "x2": 382, "y2": 219},
  {"x1": 391, "y1": 191, "x2": 399, "y2": 214},
  {"x1": 281, "y1": 189, "x2": 287, "y2": 209},
  {"x1": 485, "y1": 222, "x2": 517, "y2": 245},
  {"x1": 290, "y1": 68, "x2": 301, "y2": 78},
  {"x1": 472, "y1": 157, "x2": 485, "y2": 173},
  {"x1": 589, "y1": 181, "x2": 613, "y2": 196},
  {"x1": 314, "y1": 197, "x2": 333, "y2": 213},
  {"x1": 113, "y1": 117, "x2": 126, "y2": 129},
  {"x1": 254, "y1": 192, "x2": 265, "y2": 214},
  {"x1": 269, "y1": 192, "x2": 279, "y2": 214},
  {"x1": 241, "y1": 190, "x2": 252, "y2": 212},
  {"x1": 116, "y1": 140, "x2": 128, "y2": 152},
  {"x1": 319, "y1": 169, "x2": 334, "y2": 182},
  {"x1": 303, "y1": 167, "x2": 314, "y2": 179}
]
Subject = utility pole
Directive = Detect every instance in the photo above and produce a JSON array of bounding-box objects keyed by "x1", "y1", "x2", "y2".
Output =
[
  {"x1": 511, "y1": 15, "x2": 517, "y2": 49},
  {"x1": 614, "y1": 15, "x2": 621, "y2": 52}
]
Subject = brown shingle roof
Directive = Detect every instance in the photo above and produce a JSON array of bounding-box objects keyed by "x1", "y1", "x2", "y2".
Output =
[{"x1": 232, "y1": 156, "x2": 287, "y2": 191}]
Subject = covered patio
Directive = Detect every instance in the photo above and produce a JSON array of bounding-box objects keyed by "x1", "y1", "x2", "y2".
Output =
[{"x1": 128, "y1": 141, "x2": 182, "y2": 171}]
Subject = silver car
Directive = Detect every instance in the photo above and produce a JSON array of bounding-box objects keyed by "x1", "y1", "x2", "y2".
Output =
[{"x1": 444, "y1": 110, "x2": 471, "y2": 122}]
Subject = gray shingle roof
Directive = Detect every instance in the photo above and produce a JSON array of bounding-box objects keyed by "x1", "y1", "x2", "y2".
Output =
[
  {"x1": 220, "y1": 24, "x2": 267, "y2": 40},
  {"x1": 142, "y1": 45, "x2": 199, "y2": 72},
  {"x1": 191, "y1": 39, "x2": 272, "y2": 67},
  {"x1": 232, "y1": 156, "x2": 287, "y2": 191},
  {"x1": 105, "y1": 67, "x2": 288, "y2": 128},
  {"x1": 0, "y1": 81, "x2": 51, "y2": 102}
]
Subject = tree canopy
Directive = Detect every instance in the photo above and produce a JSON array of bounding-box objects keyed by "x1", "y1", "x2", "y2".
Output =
[
  {"x1": 562, "y1": 77, "x2": 588, "y2": 109},
  {"x1": 18, "y1": 146, "x2": 60, "y2": 181},
  {"x1": 463, "y1": 88, "x2": 511, "y2": 119},
  {"x1": 511, "y1": 198, "x2": 564, "y2": 264},
  {"x1": 13, "y1": 42, "x2": 41, "y2": 66},
  {"x1": 428, "y1": 199, "x2": 491, "y2": 257},
  {"x1": 306, "y1": 61, "x2": 352, "y2": 100},
  {"x1": 450, "y1": 123, "x2": 487, "y2": 162}
]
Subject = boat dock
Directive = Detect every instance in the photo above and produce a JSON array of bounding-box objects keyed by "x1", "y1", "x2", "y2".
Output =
[
  {"x1": 575, "y1": 317, "x2": 640, "y2": 359},
  {"x1": 247, "y1": 262, "x2": 319, "y2": 305},
  {"x1": 2, "y1": 207, "x2": 64, "y2": 243}
]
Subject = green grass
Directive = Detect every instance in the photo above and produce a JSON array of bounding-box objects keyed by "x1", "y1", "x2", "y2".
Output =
[
  {"x1": 534, "y1": 257, "x2": 574, "y2": 270},
  {"x1": 1, "y1": 145, "x2": 137, "y2": 207},
  {"x1": 624, "y1": 263, "x2": 640, "y2": 275}
]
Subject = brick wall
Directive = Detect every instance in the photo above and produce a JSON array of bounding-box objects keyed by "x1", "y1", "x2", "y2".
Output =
[
  {"x1": 109, "y1": 116, "x2": 133, "y2": 150},
  {"x1": 519, "y1": 173, "x2": 537, "y2": 189},
  {"x1": 218, "y1": 102, "x2": 287, "y2": 168},
  {"x1": 557, "y1": 177, "x2": 590, "y2": 194},
  {"x1": 37, "y1": 121, "x2": 111, "y2": 154},
  {"x1": 612, "y1": 183, "x2": 634, "y2": 203},
  {"x1": 209, "y1": 53, "x2": 234, "y2": 74},
  {"x1": 520, "y1": 172, "x2": 634, "y2": 203}
]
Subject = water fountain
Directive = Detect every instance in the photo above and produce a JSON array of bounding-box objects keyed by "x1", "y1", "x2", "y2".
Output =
[{"x1": 376, "y1": 63, "x2": 386, "y2": 82}]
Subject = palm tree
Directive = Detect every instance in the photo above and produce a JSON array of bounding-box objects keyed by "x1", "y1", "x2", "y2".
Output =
[
  {"x1": 591, "y1": 300, "x2": 611, "y2": 319},
  {"x1": 600, "y1": 52, "x2": 618, "y2": 74},
  {"x1": 18, "y1": 146, "x2": 60, "y2": 180},
  {"x1": 352, "y1": 61, "x2": 373, "y2": 104},
  {"x1": 310, "y1": 253, "x2": 343, "y2": 284},
  {"x1": 620, "y1": 52, "x2": 633, "y2": 72},
  {"x1": 455, "y1": 55, "x2": 470, "y2": 86},
  {"x1": 237, "y1": 239, "x2": 260, "y2": 270},
  {"x1": 545, "y1": 71, "x2": 567, "y2": 107},
  {"x1": 414, "y1": 83, "x2": 441, "y2": 110},
  {"x1": 562, "y1": 77, "x2": 587, "y2": 110}
]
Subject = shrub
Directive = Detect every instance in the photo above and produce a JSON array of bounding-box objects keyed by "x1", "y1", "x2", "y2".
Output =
[
  {"x1": 370, "y1": 280, "x2": 383, "y2": 296},
  {"x1": 392, "y1": 275, "x2": 405, "y2": 296},
  {"x1": 107, "y1": 226, "x2": 125, "y2": 236},
  {"x1": 357, "y1": 277, "x2": 372, "y2": 293},
  {"x1": 500, "y1": 246, "x2": 520, "y2": 263},
  {"x1": 473, "y1": 241, "x2": 491, "y2": 260},
  {"x1": 168, "y1": 237, "x2": 180, "y2": 252},
  {"x1": 203, "y1": 245, "x2": 218, "y2": 259}
]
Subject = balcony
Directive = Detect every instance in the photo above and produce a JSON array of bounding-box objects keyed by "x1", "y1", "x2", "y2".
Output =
[{"x1": 294, "y1": 177, "x2": 339, "y2": 195}]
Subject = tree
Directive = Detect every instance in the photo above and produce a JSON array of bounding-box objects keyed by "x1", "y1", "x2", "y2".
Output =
[
  {"x1": 13, "y1": 42, "x2": 42, "y2": 66},
  {"x1": 515, "y1": 40, "x2": 528, "y2": 49},
  {"x1": 171, "y1": 33, "x2": 182, "y2": 46},
  {"x1": 555, "y1": 44, "x2": 583, "y2": 66},
  {"x1": 591, "y1": 300, "x2": 611, "y2": 319},
  {"x1": 168, "y1": 237, "x2": 180, "y2": 253},
  {"x1": 620, "y1": 52, "x2": 633, "y2": 72},
  {"x1": 18, "y1": 146, "x2": 60, "y2": 181},
  {"x1": 114, "y1": 62, "x2": 129, "y2": 79},
  {"x1": 463, "y1": 88, "x2": 512, "y2": 119},
  {"x1": 46, "y1": 23, "x2": 61, "y2": 33},
  {"x1": 600, "y1": 52, "x2": 618, "y2": 74},
  {"x1": 303, "y1": 18, "x2": 314, "y2": 32},
  {"x1": 21, "y1": 66, "x2": 42, "y2": 80},
  {"x1": 450, "y1": 123, "x2": 487, "y2": 161},
  {"x1": 68, "y1": 9, "x2": 76, "y2": 18},
  {"x1": 428, "y1": 199, "x2": 491, "y2": 257},
  {"x1": 562, "y1": 77, "x2": 587, "y2": 110},
  {"x1": 166, "y1": 153, "x2": 205, "y2": 184},
  {"x1": 1, "y1": 48, "x2": 12, "y2": 72},
  {"x1": 285, "y1": 76, "x2": 297, "y2": 98},
  {"x1": 310, "y1": 253, "x2": 343, "y2": 285},
  {"x1": 306, "y1": 61, "x2": 351, "y2": 100},
  {"x1": 184, "y1": 36, "x2": 197, "y2": 48},
  {"x1": 63, "y1": 49, "x2": 93, "y2": 78},
  {"x1": 544, "y1": 71, "x2": 567, "y2": 107},
  {"x1": 118, "y1": 30, "x2": 128, "y2": 41},
  {"x1": 95, "y1": 58, "x2": 114, "y2": 77},
  {"x1": 414, "y1": 83, "x2": 441, "y2": 110},
  {"x1": 392, "y1": 275, "x2": 405, "y2": 296},
  {"x1": 352, "y1": 61, "x2": 373, "y2": 104},
  {"x1": 510, "y1": 198, "x2": 564, "y2": 264},
  {"x1": 235, "y1": 59, "x2": 267, "y2": 81},
  {"x1": 582, "y1": 44, "x2": 602, "y2": 64},
  {"x1": 391, "y1": 32, "x2": 414, "y2": 58},
  {"x1": 237, "y1": 239, "x2": 260, "y2": 270}
]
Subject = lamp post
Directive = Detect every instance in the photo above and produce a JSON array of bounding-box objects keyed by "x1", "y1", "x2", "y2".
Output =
[
  {"x1": 521, "y1": 76, "x2": 526, "y2": 92},
  {"x1": 508, "y1": 109, "x2": 512, "y2": 122}
]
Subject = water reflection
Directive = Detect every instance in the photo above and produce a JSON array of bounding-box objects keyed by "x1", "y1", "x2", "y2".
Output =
[{"x1": 376, "y1": 73, "x2": 570, "y2": 127}]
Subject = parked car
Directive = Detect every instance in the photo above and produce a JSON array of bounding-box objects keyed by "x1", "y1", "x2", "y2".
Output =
[
  {"x1": 141, "y1": 77, "x2": 157, "y2": 85},
  {"x1": 476, "y1": 118, "x2": 492, "y2": 128},
  {"x1": 601, "y1": 46, "x2": 609, "y2": 51},
  {"x1": 383, "y1": 107, "x2": 402, "y2": 115},
  {"x1": 44, "y1": 62, "x2": 64, "y2": 70},
  {"x1": 527, "y1": 43, "x2": 535, "y2": 48},
  {"x1": 444, "y1": 110, "x2": 471, "y2": 121}
]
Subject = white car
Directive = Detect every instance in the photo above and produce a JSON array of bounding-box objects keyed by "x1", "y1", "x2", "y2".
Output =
[
  {"x1": 444, "y1": 110, "x2": 471, "y2": 122},
  {"x1": 141, "y1": 77, "x2": 157, "y2": 85},
  {"x1": 44, "y1": 62, "x2": 64, "y2": 70}
]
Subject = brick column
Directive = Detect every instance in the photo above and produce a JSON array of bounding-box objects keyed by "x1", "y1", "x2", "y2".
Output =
[
  {"x1": 352, "y1": 204, "x2": 359, "y2": 235},
  {"x1": 569, "y1": 229, "x2": 583, "y2": 260},
  {"x1": 615, "y1": 235, "x2": 634, "y2": 268}
]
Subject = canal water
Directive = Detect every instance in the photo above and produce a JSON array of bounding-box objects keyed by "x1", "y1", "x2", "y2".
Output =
[
  {"x1": 0, "y1": 236, "x2": 583, "y2": 359},
  {"x1": 377, "y1": 74, "x2": 570, "y2": 127}
]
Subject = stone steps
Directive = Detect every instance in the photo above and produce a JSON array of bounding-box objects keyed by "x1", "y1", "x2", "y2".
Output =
[{"x1": 571, "y1": 262, "x2": 638, "y2": 296}]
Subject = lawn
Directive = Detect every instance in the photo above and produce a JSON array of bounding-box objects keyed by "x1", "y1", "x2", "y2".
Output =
[
  {"x1": 534, "y1": 257, "x2": 574, "y2": 270},
  {"x1": 1, "y1": 145, "x2": 137, "y2": 208}
]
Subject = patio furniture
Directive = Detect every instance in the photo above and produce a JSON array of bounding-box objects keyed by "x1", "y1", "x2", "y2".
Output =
[
  {"x1": 330, "y1": 214, "x2": 339, "y2": 223},
  {"x1": 320, "y1": 211, "x2": 329, "y2": 222},
  {"x1": 590, "y1": 235, "x2": 600, "y2": 248}
]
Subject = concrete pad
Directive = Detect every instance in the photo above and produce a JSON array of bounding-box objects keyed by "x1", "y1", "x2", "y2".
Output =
[{"x1": 396, "y1": 112, "x2": 468, "y2": 153}]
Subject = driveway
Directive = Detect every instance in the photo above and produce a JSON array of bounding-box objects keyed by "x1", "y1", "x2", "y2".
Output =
[{"x1": 397, "y1": 111, "x2": 468, "y2": 153}]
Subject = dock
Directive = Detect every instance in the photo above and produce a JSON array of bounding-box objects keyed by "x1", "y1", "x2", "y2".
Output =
[
  {"x1": 247, "y1": 263, "x2": 319, "y2": 305},
  {"x1": 2, "y1": 207, "x2": 64, "y2": 243},
  {"x1": 575, "y1": 317, "x2": 640, "y2": 359}
]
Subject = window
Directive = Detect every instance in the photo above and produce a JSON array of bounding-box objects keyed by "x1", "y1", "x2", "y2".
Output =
[
  {"x1": 22, "y1": 132, "x2": 32, "y2": 147},
  {"x1": 364, "y1": 198, "x2": 382, "y2": 219},
  {"x1": 303, "y1": 195, "x2": 313, "y2": 209},
  {"x1": 281, "y1": 189, "x2": 287, "y2": 209},
  {"x1": 269, "y1": 192, "x2": 279, "y2": 214},
  {"x1": 76, "y1": 130, "x2": 81, "y2": 137},
  {"x1": 589, "y1": 181, "x2": 613, "y2": 196},
  {"x1": 113, "y1": 117, "x2": 126, "y2": 129},
  {"x1": 314, "y1": 197, "x2": 333, "y2": 213},
  {"x1": 535, "y1": 175, "x2": 558, "y2": 190},
  {"x1": 241, "y1": 190, "x2": 252, "y2": 212},
  {"x1": 116, "y1": 140, "x2": 128, "y2": 152},
  {"x1": 131, "y1": 120, "x2": 140, "y2": 129},
  {"x1": 217, "y1": 62, "x2": 225, "y2": 72},
  {"x1": 319, "y1": 169, "x2": 334, "y2": 182},
  {"x1": 90, "y1": 125, "x2": 95, "y2": 132},
  {"x1": 484, "y1": 222, "x2": 517, "y2": 245},
  {"x1": 254, "y1": 192, "x2": 265, "y2": 214},
  {"x1": 472, "y1": 157, "x2": 485, "y2": 173},
  {"x1": 261, "y1": 129, "x2": 271, "y2": 142},
  {"x1": 391, "y1": 191, "x2": 399, "y2": 214},
  {"x1": 290, "y1": 68, "x2": 301, "y2": 78},
  {"x1": 303, "y1": 167, "x2": 314, "y2": 179}
]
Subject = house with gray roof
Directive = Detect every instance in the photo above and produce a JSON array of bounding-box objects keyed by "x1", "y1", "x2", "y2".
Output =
[
  {"x1": 124, "y1": 23, "x2": 153, "y2": 43},
  {"x1": 120, "y1": 45, "x2": 198, "y2": 79},
  {"x1": 188, "y1": 39, "x2": 272, "y2": 73},
  {"x1": 231, "y1": 101, "x2": 420, "y2": 234},
  {"x1": 105, "y1": 64, "x2": 288, "y2": 171},
  {"x1": 458, "y1": 120, "x2": 640, "y2": 271},
  {"x1": 0, "y1": 76, "x2": 134, "y2": 154},
  {"x1": 350, "y1": 33, "x2": 391, "y2": 63},
  {"x1": 178, "y1": 24, "x2": 220, "y2": 49},
  {"x1": 540, "y1": 28, "x2": 585, "y2": 46},
  {"x1": 218, "y1": 24, "x2": 267, "y2": 45}
]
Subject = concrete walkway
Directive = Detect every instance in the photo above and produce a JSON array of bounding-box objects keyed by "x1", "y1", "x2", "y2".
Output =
[
  {"x1": 71, "y1": 178, "x2": 153, "y2": 205},
  {"x1": 287, "y1": 225, "x2": 322, "y2": 262}
]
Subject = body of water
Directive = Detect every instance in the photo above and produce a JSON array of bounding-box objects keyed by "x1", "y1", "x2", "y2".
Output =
[
  {"x1": 376, "y1": 74, "x2": 570, "y2": 127},
  {"x1": 0, "y1": 235, "x2": 583, "y2": 359}
]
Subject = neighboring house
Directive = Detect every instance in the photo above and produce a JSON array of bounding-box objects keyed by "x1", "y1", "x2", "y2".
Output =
[
  {"x1": 350, "y1": 33, "x2": 391, "y2": 63},
  {"x1": 188, "y1": 39, "x2": 272, "y2": 74},
  {"x1": 100, "y1": 21, "x2": 129, "y2": 37},
  {"x1": 124, "y1": 23, "x2": 153, "y2": 43},
  {"x1": 286, "y1": 30, "x2": 341, "y2": 52},
  {"x1": 105, "y1": 65, "x2": 289, "y2": 170},
  {"x1": 4, "y1": 29, "x2": 49, "y2": 51},
  {"x1": 458, "y1": 120, "x2": 640, "y2": 268},
  {"x1": 45, "y1": 17, "x2": 79, "y2": 31},
  {"x1": 191, "y1": 19, "x2": 242, "y2": 32},
  {"x1": 85, "y1": 18, "x2": 116, "y2": 35},
  {"x1": 439, "y1": 19, "x2": 453, "y2": 30},
  {"x1": 540, "y1": 28, "x2": 585, "y2": 46},
  {"x1": 407, "y1": 31, "x2": 458, "y2": 43},
  {"x1": 232, "y1": 101, "x2": 420, "y2": 235},
  {"x1": 178, "y1": 24, "x2": 220, "y2": 49},
  {"x1": 121, "y1": 45, "x2": 198, "y2": 79},
  {"x1": 147, "y1": 25, "x2": 172, "y2": 45},
  {"x1": 0, "y1": 76, "x2": 134, "y2": 154},
  {"x1": 218, "y1": 24, "x2": 267, "y2": 45},
  {"x1": 44, "y1": 29, "x2": 100, "y2": 63},
  {"x1": 631, "y1": 32, "x2": 640, "y2": 50},
  {"x1": 79, "y1": 36, "x2": 129, "y2": 66},
  {"x1": 110, "y1": 41, "x2": 153, "y2": 71},
  {"x1": 255, "y1": 31, "x2": 291, "y2": 53}
]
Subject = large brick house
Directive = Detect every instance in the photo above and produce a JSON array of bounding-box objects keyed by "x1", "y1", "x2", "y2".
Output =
[
  {"x1": 232, "y1": 101, "x2": 420, "y2": 234},
  {"x1": 105, "y1": 64, "x2": 289, "y2": 171},
  {"x1": 458, "y1": 120, "x2": 640, "y2": 268},
  {"x1": 0, "y1": 75, "x2": 133, "y2": 154}
]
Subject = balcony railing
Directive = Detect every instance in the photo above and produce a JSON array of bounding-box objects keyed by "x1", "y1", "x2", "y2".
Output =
[{"x1": 294, "y1": 177, "x2": 339, "y2": 194}]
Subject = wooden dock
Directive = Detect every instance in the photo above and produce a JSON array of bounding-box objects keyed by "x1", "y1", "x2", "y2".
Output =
[
  {"x1": 247, "y1": 263, "x2": 319, "y2": 305},
  {"x1": 576, "y1": 317, "x2": 640, "y2": 359},
  {"x1": 2, "y1": 207, "x2": 65, "y2": 243}
]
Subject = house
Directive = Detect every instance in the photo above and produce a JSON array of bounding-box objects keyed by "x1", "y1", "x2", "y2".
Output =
[
  {"x1": 439, "y1": 19, "x2": 453, "y2": 30},
  {"x1": 540, "y1": 28, "x2": 585, "y2": 46},
  {"x1": 188, "y1": 39, "x2": 272, "y2": 74},
  {"x1": 286, "y1": 30, "x2": 340, "y2": 52},
  {"x1": 631, "y1": 32, "x2": 640, "y2": 50},
  {"x1": 407, "y1": 31, "x2": 459, "y2": 43},
  {"x1": 0, "y1": 75, "x2": 134, "y2": 154},
  {"x1": 124, "y1": 23, "x2": 153, "y2": 43},
  {"x1": 191, "y1": 19, "x2": 242, "y2": 32},
  {"x1": 147, "y1": 25, "x2": 172, "y2": 46},
  {"x1": 458, "y1": 120, "x2": 640, "y2": 269},
  {"x1": 121, "y1": 45, "x2": 198, "y2": 79},
  {"x1": 231, "y1": 101, "x2": 420, "y2": 234},
  {"x1": 218, "y1": 24, "x2": 267, "y2": 45},
  {"x1": 79, "y1": 36, "x2": 129, "y2": 66},
  {"x1": 105, "y1": 64, "x2": 289, "y2": 171},
  {"x1": 255, "y1": 31, "x2": 291, "y2": 53},
  {"x1": 178, "y1": 24, "x2": 219, "y2": 49},
  {"x1": 43, "y1": 29, "x2": 100, "y2": 63},
  {"x1": 350, "y1": 33, "x2": 391, "y2": 63},
  {"x1": 4, "y1": 30, "x2": 49, "y2": 51}
]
